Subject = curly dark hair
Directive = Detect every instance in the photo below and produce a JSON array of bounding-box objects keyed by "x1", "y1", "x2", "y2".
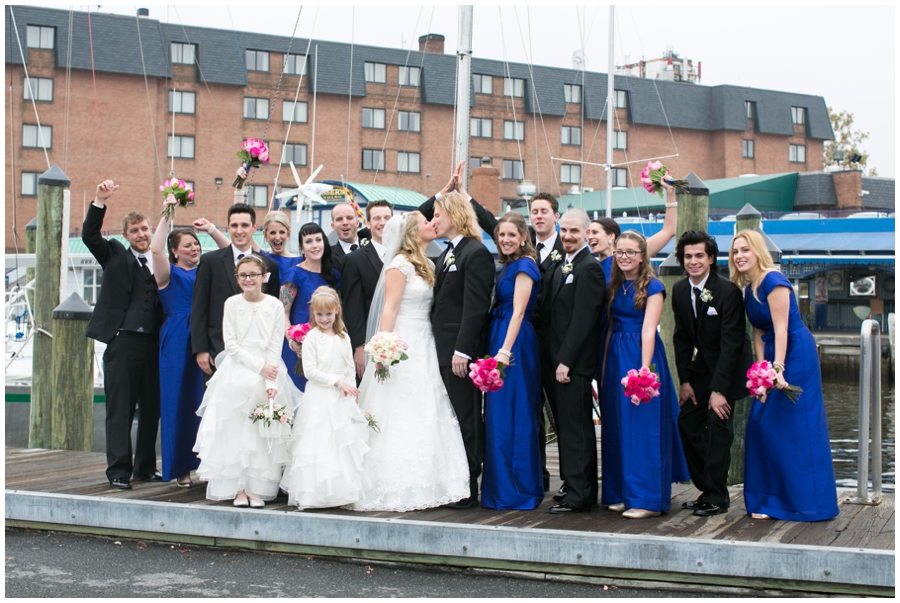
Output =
[{"x1": 675, "y1": 230, "x2": 719, "y2": 274}]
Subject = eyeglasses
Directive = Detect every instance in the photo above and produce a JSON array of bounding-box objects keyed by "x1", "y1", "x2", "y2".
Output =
[
  {"x1": 614, "y1": 250, "x2": 640, "y2": 258},
  {"x1": 236, "y1": 272, "x2": 263, "y2": 281}
]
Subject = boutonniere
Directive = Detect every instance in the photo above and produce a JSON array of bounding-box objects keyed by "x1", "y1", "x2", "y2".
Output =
[
  {"x1": 360, "y1": 238, "x2": 369, "y2": 247},
  {"x1": 561, "y1": 261, "x2": 574, "y2": 276},
  {"x1": 549, "y1": 250, "x2": 562, "y2": 264},
  {"x1": 445, "y1": 252, "x2": 456, "y2": 266},
  {"x1": 700, "y1": 288, "x2": 713, "y2": 303}
]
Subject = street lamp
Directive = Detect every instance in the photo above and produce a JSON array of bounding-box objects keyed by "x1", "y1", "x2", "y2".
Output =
[{"x1": 214, "y1": 177, "x2": 223, "y2": 225}]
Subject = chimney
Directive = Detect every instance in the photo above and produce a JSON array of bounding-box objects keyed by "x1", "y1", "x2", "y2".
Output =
[
  {"x1": 137, "y1": 8, "x2": 149, "y2": 17},
  {"x1": 469, "y1": 157, "x2": 501, "y2": 216},
  {"x1": 418, "y1": 34, "x2": 445, "y2": 54},
  {"x1": 832, "y1": 170, "x2": 863, "y2": 210}
]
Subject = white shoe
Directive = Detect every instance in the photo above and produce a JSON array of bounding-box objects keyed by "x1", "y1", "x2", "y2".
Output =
[
  {"x1": 249, "y1": 497, "x2": 265, "y2": 509},
  {"x1": 608, "y1": 503, "x2": 626, "y2": 513}
]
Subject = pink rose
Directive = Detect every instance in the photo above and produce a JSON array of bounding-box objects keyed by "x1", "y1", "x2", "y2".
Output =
[
  {"x1": 187, "y1": 191, "x2": 195, "y2": 200},
  {"x1": 279, "y1": 415, "x2": 288, "y2": 423},
  {"x1": 648, "y1": 160, "x2": 663, "y2": 171},
  {"x1": 159, "y1": 185, "x2": 165, "y2": 192},
  {"x1": 483, "y1": 358, "x2": 498, "y2": 370},
  {"x1": 253, "y1": 408, "x2": 261, "y2": 416},
  {"x1": 631, "y1": 395, "x2": 641, "y2": 406},
  {"x1": 258, "y1": 148, "x2": 270, "y2": 164},
  {"x1": 488, "y1": 369, "x2": 500, "y2": 381},
  {"x1": 641, "y1": 165, "x2": 650, "y2": 179}
]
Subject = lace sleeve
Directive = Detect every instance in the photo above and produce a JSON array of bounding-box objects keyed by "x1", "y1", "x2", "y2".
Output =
[{"x1": 388, "y1": 254, "x2": 415, "y2": 281}]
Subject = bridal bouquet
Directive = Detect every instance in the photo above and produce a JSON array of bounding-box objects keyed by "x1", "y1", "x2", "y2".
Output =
[
  {"x1": 159, "y1": 178, "x2": 194, "y2": 220},
  {"x1": 249, "y1": 400, "x2": 292, "y2": 427},
  {"x1": 364, "y1": 331, "x2": 409, "y2": 383},
  {"x1": 286, "y1": 323, "x2": 312, "y2": 377},
  {"x1": 640, "y1": 161, "x2": 689, "y2": 198},
  {"x1": 621, "y1": 366, "x2": 662, "y2": 405},
  {"x1": 469, "y1": 356, "x2": 506, "y2": 393},
  {"x1": 232, "y1": 138, "x2": 270, "y2": 189},
  {"x1": 746, "y1": 360, "x2": 801, "y2": 403}
]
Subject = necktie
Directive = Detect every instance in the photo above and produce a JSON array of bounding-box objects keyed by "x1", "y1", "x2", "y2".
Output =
[
  {"x1": 236, "y1": 253, "x2": 245, "y2": 266},
  {"x1": 693, "y1": 286, "x2": 703, "y2": 319},
  {"x1": 350, "y1": 243, "x2": 359, "y2": 252},
  {"x1": 440, "y1": 241, "x2": 454, "y2": 266},
  {"x1": 138, "y1": 255, "x2": 151, "y2": 277}
]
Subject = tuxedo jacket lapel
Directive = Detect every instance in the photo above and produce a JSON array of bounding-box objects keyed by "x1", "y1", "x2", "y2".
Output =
[
  {"x1": 222, "y1": 249, "x2": 241, "y2": 295},
  {"x1": 365, "y1": 243, "x2": 383, "y2": 274}
]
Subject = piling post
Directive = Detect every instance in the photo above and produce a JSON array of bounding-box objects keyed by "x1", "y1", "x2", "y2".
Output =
[
  {"x1": 50, "y1": 293, "x2": 94, "y2": 451},
  {"x1": 30, "y1": 165, "x2": 70, "y2": 449}
]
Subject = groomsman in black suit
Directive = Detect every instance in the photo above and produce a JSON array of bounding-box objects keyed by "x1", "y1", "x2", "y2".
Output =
[
  {"x1": 83, "y1": 180, "x2": 163, "y2": 489},
  {"x1": 340, "y1": 200, "x2": 394, "y2": 381},
  {"x1": 543, "y1": 209, "x2": 606, "y2": 513},
  {"x1": 672, "y1": 230, "x2": 752, "y2": 517},
  {"x1": 429, "y1": 192, "x2": 495, "y2": 508},
  {"x1": 191, "y1": 203, "x2": 279, "y2": 376},
  {"x1": 330, "y1": 202, "x2": 361, "y2": 271}
]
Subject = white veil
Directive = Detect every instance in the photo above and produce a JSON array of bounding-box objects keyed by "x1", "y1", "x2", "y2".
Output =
[{"x1": 364, "y1": 214, "x2": 408, "y2": 342}]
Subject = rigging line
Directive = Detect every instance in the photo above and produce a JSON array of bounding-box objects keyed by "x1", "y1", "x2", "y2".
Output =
[
  {"x1": 135, "y1": 10, "x2": 164, "y2": 184},
  {"x1": 345, "y1": 6, "x2": 355, "y2": 184},
  {"x1": 8, "y1": 6, "x2": 51, "y2": 170},
  {"x1": 497, "y1": 7, "x2": 524, "y2": 170},
  {"x1": 63, "y1": 7, "x2": 73, "y2": 172},
  {"x1": 576, "y1": 5, "x2": 587, "y2": 207},
  {"x1": 86, "y1": 7, "x2": 105, "y2": 179}
]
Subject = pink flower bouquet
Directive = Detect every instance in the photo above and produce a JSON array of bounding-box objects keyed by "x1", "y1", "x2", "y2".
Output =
[
  {"x1": 364, "y1": 331, "x2": 409, "y2": 383},
  {"x1": 232, "y1": 138, "x2": 271, "y2": 189},
  {"x1": 640, "y1": 161, "x2": 689, "y2": 198},
  {"x1": 286, "y1": 323, "x2": 312, "y2": 377},
  {"x1": 746, "y1": 360, "x2": 801, "y2": 403},
  {"x1": 159, "y1": 178, "x2": 194, "y2": 220},
  {"x1": 621, "y1": 365, "x2": 662, "y2": 406},
  {"x1": 469, "y1": 356, "x2": 507, "y2": 393},
  {"x1": 248, "y1": 400, "x2": 292, "y2": 427}
]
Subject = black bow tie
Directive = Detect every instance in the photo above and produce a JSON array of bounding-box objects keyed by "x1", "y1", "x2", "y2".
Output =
[{"x1": 350, "y1": 243, "x2": 359, "y2": 252}]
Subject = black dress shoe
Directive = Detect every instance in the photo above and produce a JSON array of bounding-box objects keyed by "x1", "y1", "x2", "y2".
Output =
[
  {"x1": 109, "y1": 477, "x2": 132, "y2": 490},
  {"x1": 134, "y1": 471, "x2": 163, "y2": 482},
  {"x1": 548, "y1": 502, "x2": 582, "y2": 514},
  {"x1": 693, "y1": 502, "x2": 727, "y2": 517},
  {"x1": 682, "y1": 498, "x2": 704, "y2": 510},
  {"x1": 446, "y1": 497, "x2": 477, "y2": 509}
]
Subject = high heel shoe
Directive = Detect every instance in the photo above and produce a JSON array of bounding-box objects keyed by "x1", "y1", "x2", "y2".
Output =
[
  {"x1": 622, "y1": 508, "x2": 661, "y2": 519},
  {"x1": 608, "y1": 503, "x2": 626, "y2": 513},
  {"x1": 176, "y1": 473, "x2": 193, "y2": 488}
]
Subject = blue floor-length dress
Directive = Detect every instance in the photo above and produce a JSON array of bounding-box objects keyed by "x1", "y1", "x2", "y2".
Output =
[
  {"x1": 743, "y1": 271, "x2": 839, "y2": 521},
  {"x1": 482, "y1": 257, "x2": 544, "y2": 510},
  {"x1": 281, "y1": 264, "x2": 341, "y2": 392},
  {"x1": 595, "y1": 256, "x2": 623, "y2": 505},
  {"x1": 601, "y1": 277, "x2": 690, "y2": 511},
  {"x1": 158, "y1": 265, "x2": 204, "y2": 482}
]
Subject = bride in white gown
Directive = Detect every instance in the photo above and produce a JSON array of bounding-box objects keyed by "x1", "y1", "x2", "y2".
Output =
[{"x1": 350, "y1": 212, "x2": 470, "y2": 511}]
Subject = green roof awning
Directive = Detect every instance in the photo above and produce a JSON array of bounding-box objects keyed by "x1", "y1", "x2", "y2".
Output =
[
  {"x1": 67, "y1": 231, "x2": 265, "y2": 254},
  {"x1": 320, "y1": 181, "x2": 428, "y2": 209}
]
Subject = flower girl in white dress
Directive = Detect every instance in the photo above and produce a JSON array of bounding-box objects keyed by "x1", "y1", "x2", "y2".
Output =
[
  {"x1": 193, "y1": 255, "x2": 300, "y2": 508},
  {"x1": 280, "y1": 287, "x2": 372, "y2": 509}
]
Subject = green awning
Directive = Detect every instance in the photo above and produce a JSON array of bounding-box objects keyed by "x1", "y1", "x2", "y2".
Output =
[
  {"x1": 67, "y1": 231, "x2": 266, "y2": 254},
  {"x1": 321, "y1": 181, "x2": 428, "y2": 209}
]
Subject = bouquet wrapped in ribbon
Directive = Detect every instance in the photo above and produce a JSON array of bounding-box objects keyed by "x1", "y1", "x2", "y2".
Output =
[
  {"x1": 232, "y1": 138, "x2": 270, "y2": 189},
  {"x1": 746, "y1": 360, "x2": 801, "y2": 403},
  {"x1": 621, "y1": 365, "x2": 662, "y2": 405},
  {"x1": 468, "y1": 356, "x2": 507, "y2": 393},
  {"x1": 286, "y1": 323, "x2": 312, "y2": 377},
  {"x1": 364, "y1": 331, "x2": 409, "y2": 383},
  {"x1": 159, "y1": 178, "x2": 194, "y2": 220},
  {"x1": 640, "y1": 161, "x2": 689, "y2": 198}
]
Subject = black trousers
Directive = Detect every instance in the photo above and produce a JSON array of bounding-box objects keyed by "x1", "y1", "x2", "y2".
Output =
[
  {"x1": 103, "y1": 331, "x2": 160, "y2": 480},
  {"x1": 538, "y1": 349, "x2": 559, "y2": 489},
  {"x1": 546, "y1": 373, "x2": 597, "y2": 511},
  {"x1": 440, "y1": 365, "x2": 484, "y2": 500},
  {"x1": 677, "y1": 379, "x2": 734, "y2": 507}
]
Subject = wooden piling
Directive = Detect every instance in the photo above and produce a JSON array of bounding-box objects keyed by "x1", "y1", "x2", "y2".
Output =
[{"x1": 50, "y1": 293, "x2": 94, "y2": 451}]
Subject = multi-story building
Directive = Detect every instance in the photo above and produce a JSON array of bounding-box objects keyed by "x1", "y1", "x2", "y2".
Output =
[{"x1": 5, "y1": 5, "x2": 834, "y2": 249}]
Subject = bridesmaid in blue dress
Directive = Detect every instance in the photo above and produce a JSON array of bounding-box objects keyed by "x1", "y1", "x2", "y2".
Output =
[
  {"x1": 729, "y1": 230, "x2": 838, "y2": 522},
  {"x1": 253, "y1": 210, "x2": 299, "y2": 284},
  {"x1": 150, "y1": 194, "x2": 231, "y2": 486},
  {"x1": 601, "y1": 231, "x2": 690, "y2": 519},
  {"x1": 482, "y1": 213, "x2": 543, "y2": 510},
  {"x1": 280, "y1": 223, "x2": 341, "y2": 392}
]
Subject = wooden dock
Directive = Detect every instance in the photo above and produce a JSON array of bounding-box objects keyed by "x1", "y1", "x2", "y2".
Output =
[{"x1": 5, "y1": 446, "x2": 894, "y2": 596}]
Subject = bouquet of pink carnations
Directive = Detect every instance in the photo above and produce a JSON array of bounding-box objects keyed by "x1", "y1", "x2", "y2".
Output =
[
  {"x1": 232, "y1": 138, "x2": 270, "y2": 189},
  {"x1": 468, "y1": 356, "x2": 507, "y2": 393},
  {"x1": 640, "y1": 161, "x2": 689, "y2": 198},
  {"x1": 159, "y1": 178, "x2": 194, "y2": 220},
  {"x1": 249, "y1": 400, "x2": 292, "y2": 427},
  {"x1": 746, "y1": 360, "x2": 801, "y2": 403},
  {"x1": 621, "y1": 365, "x2": 662, "y2": 406},
  {"x1": 364, "y1": 331, "x2": 409, "y2": 383},
  {"x1": 286, "y1": 323, "x2": 312, "y2": 377}
]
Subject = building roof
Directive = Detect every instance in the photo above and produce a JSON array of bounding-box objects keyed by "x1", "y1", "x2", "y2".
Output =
[
  {"x1": 794, "y1": 172, "x2": 896, "y2": 211},
  {"x1": 7, "y1": 5, "x2": 833, "y2": 139}
]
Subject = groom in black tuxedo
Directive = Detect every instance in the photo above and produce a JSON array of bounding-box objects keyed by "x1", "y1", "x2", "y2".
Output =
[
  {"x1": 543, "y1": 209, "x2": 605, "y2": 513},
  {"x1": 429, "y1": 192, "x2": 495, "y2": 507},
  {"x1": 672, "y1": 230, "x2": 752, "y2": 517}
]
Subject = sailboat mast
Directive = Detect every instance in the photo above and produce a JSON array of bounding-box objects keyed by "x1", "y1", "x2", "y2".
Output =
[
  {"x1": 454, "y1": 5, "x2": 473, "y2": 191},
  {"x1": 605, "y1": 6, "x2": 615, "y2": 218}
]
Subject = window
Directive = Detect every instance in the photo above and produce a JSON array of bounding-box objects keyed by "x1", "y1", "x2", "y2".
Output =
[
  {"x1": 613, "y1": 130, "x2": 627, "y2": 150},
  {"x1": 245, "y1": 50, "x2": 269, "y2": 72},
  {"x1": 168, "y1": 90, "x2": 196, "y2": 114},
  {"x1": 364, "y1": 62, "x2": 386, "y2": 83},
  {"x1": 362, "y1": 149, "x2": 385, "y2": 171},
  {"x1": 82, "y1": 268, "x2": 103, "y2": 306},
  {"x1": 470, "y1": 118, "x2": 492, "y2": 138},
  {"x1": 399, "y1": 66, "x2": 421, "y2": 87},
  {"x1": 560, "y1": 126, "x2": 581, "y2": 146},
  {"x1": 612, "y1": 167, "x2": 628, "y2": 187},
  {"x1": 473, "y1": 74, "x2": 492, "y2": 95},
  {"x1": 502, "y1": 160, "x2": 524, "y2": 180},
  {"x1": 26, "y1": 25, "x2": 54, "y2": 49},
  {"x1": 397, "y1": 151, "x2": 420, "y2": 173},
  {"x1": 283, "y1": 54, "x2": 307, "y2": 76},
  {"x1": 614, "y1": 89, "x2": 628, "y2": 109},
  {"x1": 22, "y1": 124, "x2": 51, "y2": 149},
  {"x1": 564, "y1": 84, "x2": 582, "y2": 104},
  {"x1": 745, "y1": 101, "x2": 756, "y2": 119},
  {"x1": 469, "y1": 157, "x2": 485, "y2": 176},
  {"x1": 168, "y1": 135, "x2": 194, "y2": 159},
  {"x1": 281, "y1": 143, "x2": 308, "y2": 166},
  {"x1": 789, "y1": 144, "x2": 806, "y2": 163},
  {"x1": 742, "y1": 139, "x2": 754, "y2": 159},
  {"x1": 397, "y1": 111, "x2": 421, "y2": 132},
  {"x1": 21, "y1": 172, "x2": 39, "y2": 196},
  {"x1": 248, "y1": 185, "x2": 268, "y2": 208},
  {"x1": 503, "y1": 78, "x2": 525, "y2": 98},
  {"x1": 171, "y1": 42, "x2": 196, "y2": 65},
  {"x1": 282, "y1": 100, "x2": 308, "y2": 123},
  {"x1": 23, "y1": 77, "x2": 53, "y2": 102},
  {"x1": 362, "y1": 107, "x2": 386, "y2": 129},
  {"x1": 561, "y1": 164, "x2": 581, "y2": 184},
  {"x1": 503, "y1": 120, "x2": 524, "y2": 141},
  {"x1": 244, "y1": 97, "x2": 269, "y2": 120},
  {"x1": 791, "y1": 107, "x2": 806, "y2": 125}
]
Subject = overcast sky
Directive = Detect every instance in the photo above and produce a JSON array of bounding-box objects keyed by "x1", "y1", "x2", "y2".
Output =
[{"x1": 43, "y1": 3, "x2": 897, "y2": 177}]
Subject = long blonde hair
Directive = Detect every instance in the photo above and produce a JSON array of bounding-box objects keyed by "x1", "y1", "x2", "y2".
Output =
[
  {"x1": 729, "y1": 229, "x2": 775, "y2": 300},
  {"x1": 435, "y1": 191, "x2": 481, "y2": 239},
  {"x1": 308, "y1": 286, "x2": 347, "y2": 338},
  {"x1": 399, "y1": 211, "x2": 435, "y2": 286},
  {"x1": 606, "y1": 230, "x2": 653, "y2": 317}
]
